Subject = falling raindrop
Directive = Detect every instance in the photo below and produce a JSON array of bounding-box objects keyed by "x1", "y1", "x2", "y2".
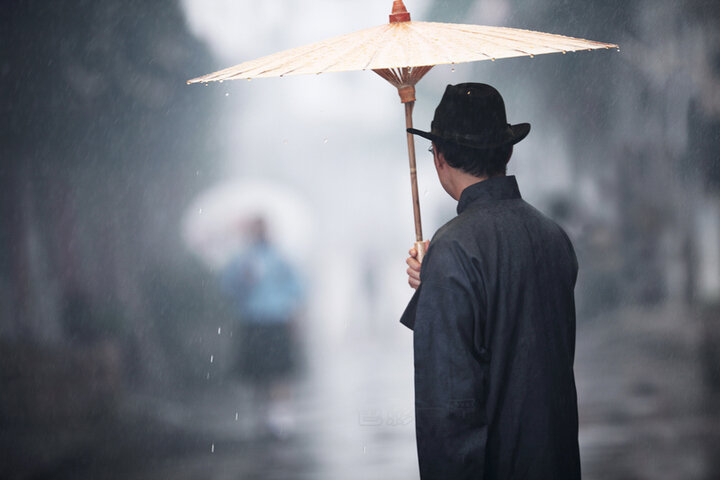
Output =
[
  {"x1": 616, "y1": 47, "x2": 620, "y2": 53},
  {"x1": 217, "y1": 327, "x2": 222, "y2": 335},
  {"x1": 323, "y1": 138, "x2": 328, "y2": 144},
  {"x1": 235, "y1": 412, "x2": 239, "y2": 421},
  {"x1": 225, "y1": 92, "x2": 229, "y2": 97},
  {"x1": 211, "y1": 443, "x2": 215, "y2": 453},
  {"x1": 206, "y1": 372, "x2": 210, "y2": 380},
  {"x1": 198, "y1": 208, "x2": 203, "y2": 215},
  {"x1": 195, "y1": 170, "x2": 200, "y2": 176},
  {"x1": 210, "y1": 355, "x2": 214, "y2": 363}
]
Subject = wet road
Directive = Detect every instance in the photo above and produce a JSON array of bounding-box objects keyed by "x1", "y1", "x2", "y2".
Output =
[
  {"x1": 4, "y1": 303, "x2": 720, "y2": 479},
  {"x1": 576, "y1": 304, "x2": 720, "y2": 480}
]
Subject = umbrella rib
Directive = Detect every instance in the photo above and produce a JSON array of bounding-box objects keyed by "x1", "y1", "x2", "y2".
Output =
[
  {"x1": 404, "y1": 23, "x2": 492, "y2": 64},
  {"x1": 417, "y1": 23, "x2": 495, "y2": 62},
  {"x1": 408, "y1": 65, "x2": 433, "y2": 84},
  {"x1": 203, "y1": 26, "x2": 384, "y2": 79},
  {"x1": 478, "y1": 28, "x2": 601, "y2": 52},
  {"x1": 243, "y1": 42, "x2": 333, "y2": 77},
  {"x1": 243, "y1": 24, "x2": 400, "y2": 77},
  {"x1": 470, "y1": 31, "x2": 573, "y2": 57},
  {"x1": 450, "y1": 24, "x2": 614, "y2": 53},
  {"x1": 302, "y1": 25, "x2": 392, "y2": 75},
  {"x1": 373, "y1": 68, "x2": 399, "y2": 86},
  {"x1": 399, "y1": 22, "x2": 615, "y2": 66},
  {"x1": 362, "y1": 25, "x2": 406, "y2": 70},
  {"x1": 498, "y1": 26, "x2": 617, "y2": 48},
  {"x1": 431, "y1": 24, "x2": 540, "y2": 58}
]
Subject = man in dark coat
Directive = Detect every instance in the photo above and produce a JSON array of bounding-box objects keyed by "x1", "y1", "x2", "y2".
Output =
[{"x1": 402, "y1": 83, "x2": 580, "y2": 479}]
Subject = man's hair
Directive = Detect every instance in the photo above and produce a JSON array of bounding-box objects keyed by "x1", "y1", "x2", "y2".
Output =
[{"x1": 435, "y1": 141, "x2": 513, "y2": 178}]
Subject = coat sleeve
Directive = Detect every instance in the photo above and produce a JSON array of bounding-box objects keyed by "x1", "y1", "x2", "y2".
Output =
[
  {"x1": 399, "y1": 284, "x2": 421, "y2": 330},
  {"x1": 413, "y1": 269, "x2": 489, "y2": 479}
]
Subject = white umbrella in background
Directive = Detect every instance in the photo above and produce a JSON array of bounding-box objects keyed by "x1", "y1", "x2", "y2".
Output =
[
  {"x1": 187, "y1": 0, "x2": 618, "y2": 260},
  {"x1": 182, "y1": 179, "x2": 315, "y2": 270}
]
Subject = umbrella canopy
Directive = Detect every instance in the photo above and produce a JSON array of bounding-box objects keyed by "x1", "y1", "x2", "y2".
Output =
[
  {"x1": 187, "y1": 19, "x2": 616, "y2": 83},
  {"x1": 188, "y1": 0, "x2": 617, "y2": 260}
]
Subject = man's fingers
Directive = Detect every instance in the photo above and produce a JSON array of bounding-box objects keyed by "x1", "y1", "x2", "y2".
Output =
[
  {"x1": 406, "y1": 266, "x2": 420, "y2": 281},
  {"x1": 407, "y1": 242, "x2": 426, "y2": 289},
  {"x1": 406, "y1": 257, "x2": 421, "y2": 273}
]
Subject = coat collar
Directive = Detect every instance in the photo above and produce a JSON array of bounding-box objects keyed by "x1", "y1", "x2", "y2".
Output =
[{"x1": 457, "y1": 175, "x2": 522, "y2": 214}]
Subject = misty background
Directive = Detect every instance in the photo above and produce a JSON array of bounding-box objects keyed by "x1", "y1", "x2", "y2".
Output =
[{"x1": 1, "y1": 0, "x2": 719, "y2": 479}]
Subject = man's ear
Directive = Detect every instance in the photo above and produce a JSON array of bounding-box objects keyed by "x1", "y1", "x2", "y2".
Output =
[{"x1": 434, "y1": 150, "x2": 447, "y2": 170}]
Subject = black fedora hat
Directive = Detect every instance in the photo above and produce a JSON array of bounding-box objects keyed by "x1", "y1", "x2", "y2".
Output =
[{"x1": 408, "y1": 83, "x2": 530, "y2": 149}]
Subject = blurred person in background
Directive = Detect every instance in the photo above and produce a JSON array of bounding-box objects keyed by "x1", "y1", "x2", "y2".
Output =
[
  {"x1": 403, "y1": 83, "x2": 580, "y2": 479},
  {"x1": 221, "y1": 217, "x2": 304, "y2": 439}
]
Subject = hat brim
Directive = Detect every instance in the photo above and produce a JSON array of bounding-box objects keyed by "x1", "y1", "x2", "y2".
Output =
[{"x1": 407, "y1": 123, "x2": 531, "y2": 149}]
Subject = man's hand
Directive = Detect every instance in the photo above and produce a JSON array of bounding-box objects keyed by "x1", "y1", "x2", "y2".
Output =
[{"x1": 406, "y1": 241, "x2": 428, "y2": 289}]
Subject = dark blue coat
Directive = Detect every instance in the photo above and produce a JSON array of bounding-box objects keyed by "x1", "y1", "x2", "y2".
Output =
[{"x1": 401, "y1": 176, "x2": 580, "y2": 480}]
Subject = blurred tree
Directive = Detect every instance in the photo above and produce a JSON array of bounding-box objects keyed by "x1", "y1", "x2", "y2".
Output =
[{"x1": 0, "y1": 0, "x2": 220, "y2": 383}]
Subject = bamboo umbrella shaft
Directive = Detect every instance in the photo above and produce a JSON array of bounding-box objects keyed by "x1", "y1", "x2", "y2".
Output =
[
  {"x1": 404, "y1": 101, "x2": 422, "y2": 240},
  {"x1": 404, "y1": 100, "x2": 427, "y2": 261}
]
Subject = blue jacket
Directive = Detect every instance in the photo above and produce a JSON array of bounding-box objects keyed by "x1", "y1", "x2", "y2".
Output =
[{"x1": 221, "y1": 241, "x2": 302, "y2": 324}]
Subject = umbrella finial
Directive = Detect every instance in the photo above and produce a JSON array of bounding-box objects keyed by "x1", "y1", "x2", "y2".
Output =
[{"x1": 389, "y1": 0, "x2": 411, "y2": 23}]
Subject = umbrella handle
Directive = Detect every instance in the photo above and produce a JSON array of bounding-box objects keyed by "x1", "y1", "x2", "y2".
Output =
[{"x1": 414, "y1": 240, "x2": 427, "y2": 263}]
